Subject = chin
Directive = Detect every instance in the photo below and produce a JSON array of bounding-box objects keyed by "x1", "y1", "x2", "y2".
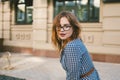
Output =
[{"x1": 60, "y1": 37, "x2": 67, "y2": 40}]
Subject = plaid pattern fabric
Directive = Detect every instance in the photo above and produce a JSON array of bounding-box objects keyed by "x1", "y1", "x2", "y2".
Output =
[{"x1": 60, "y1": 38, "x2": 100, "y2": 80}]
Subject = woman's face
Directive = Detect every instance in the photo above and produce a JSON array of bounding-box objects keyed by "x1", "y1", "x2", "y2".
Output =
[{"x1": 56, "y1": 17, "x2": 73, "y2": 40}]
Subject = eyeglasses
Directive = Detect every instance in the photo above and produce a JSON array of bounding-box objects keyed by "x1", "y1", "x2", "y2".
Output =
[{"x1": 56, "y1": 24, "x2": 71, "y2": 31}]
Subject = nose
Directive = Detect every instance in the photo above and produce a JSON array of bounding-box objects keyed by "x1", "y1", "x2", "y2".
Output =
[{"x1": 60, "y1": 27, "x2": 64, "y2": 32}]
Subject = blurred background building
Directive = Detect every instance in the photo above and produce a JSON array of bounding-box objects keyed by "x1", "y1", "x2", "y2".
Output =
[{"x1": 0, "y1": 0, "x2": 120, "y2": 63}]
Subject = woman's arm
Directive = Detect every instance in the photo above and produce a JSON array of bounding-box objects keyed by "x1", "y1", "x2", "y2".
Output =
[{"x1": 64, "y1": 44, "x2": 82, "y2": 80}]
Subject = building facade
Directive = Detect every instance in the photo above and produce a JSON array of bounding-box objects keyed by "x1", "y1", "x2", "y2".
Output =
[{"x1": 0, "y1": 0, "x2": 120, "y2": 63}]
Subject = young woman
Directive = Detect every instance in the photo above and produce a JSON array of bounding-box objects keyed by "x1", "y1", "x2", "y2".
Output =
[{"x1": 51, "y1": 11, "x2": 100, "y2": 80}]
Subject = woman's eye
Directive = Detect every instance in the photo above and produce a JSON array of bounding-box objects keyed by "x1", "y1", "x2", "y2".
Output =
[
  {"x1": 65, "y1": 25, "x2": 70, "y2": 28},
  {"x1": 66, "y1": 26, "x2": 69, "y2": 28}
]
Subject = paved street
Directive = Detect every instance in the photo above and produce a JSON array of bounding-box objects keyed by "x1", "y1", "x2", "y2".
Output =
[{"x1": 0, "y1": 53, "x2": 120, "y2": 80}]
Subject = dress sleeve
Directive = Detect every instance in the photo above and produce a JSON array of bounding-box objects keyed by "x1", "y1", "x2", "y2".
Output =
[{"x1": 64, "y1": 44, "x2": 82, "y2": 80}]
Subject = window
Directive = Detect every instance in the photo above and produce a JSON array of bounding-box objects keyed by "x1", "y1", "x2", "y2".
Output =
[
  {"x1": 103, "y1": 0, "x2": 120, "y2": 3},
  {"x1": 15, "y1": 0, "x2": 33, "y2": 24},
  {"x1": 54, "y1": 0, "x2": 100, "y2": 22}
]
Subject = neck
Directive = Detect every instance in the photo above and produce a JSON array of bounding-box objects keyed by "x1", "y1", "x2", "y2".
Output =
[{"x1": 61, "y1": 38, "x2": 72, "y2": 49}]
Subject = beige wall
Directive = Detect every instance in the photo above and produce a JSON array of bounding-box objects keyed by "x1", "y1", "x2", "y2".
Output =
[
  {"x1": 103, "y1": 3, "x2": 120, "y2": 46},
  {"x1": 1, "y1": 1, "x2": 120, "y2": 55},
  {"x1": 0, "y1": 1, "x2": 33, "y2": 48},
  {"x1": 0, "y1": 2, "x2": 3, "y2": 38},
  {"x1": 82, "y1": 2, "x2": 120, "y2": 55},
  {"x1": 0, "y1": 2, "x2": 10, "y2": 39}
]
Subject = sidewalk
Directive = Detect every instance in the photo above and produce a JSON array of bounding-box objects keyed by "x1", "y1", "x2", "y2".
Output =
[{"x1": 0, "y1": 53, "x2": 120, "y2": 80}]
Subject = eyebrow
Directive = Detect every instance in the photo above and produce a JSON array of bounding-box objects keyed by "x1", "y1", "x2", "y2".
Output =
[{"x1": 61, "y1": 24, "x2": 71, "y2": 27}]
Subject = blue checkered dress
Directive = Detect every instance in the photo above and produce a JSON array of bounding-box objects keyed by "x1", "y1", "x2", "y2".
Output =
[{"x1": 60, "y1": 38, "x2": 100, "y2": 80}]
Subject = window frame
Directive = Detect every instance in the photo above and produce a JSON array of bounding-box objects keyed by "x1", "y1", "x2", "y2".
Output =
[
  {"x1": 54, "y1": 0, "x2": 100, "y2": 23},
  {"x1": 15, "y1": 0, "x2": 33, "y2": 25}
]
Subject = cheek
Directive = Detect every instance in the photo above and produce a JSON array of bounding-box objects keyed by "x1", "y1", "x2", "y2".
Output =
[
  {"x1": 67, "y1": 29, "x2": 73, "y2": 37},
  {"x1": 70, "y1": 31, "x2": 73, "y2": 37}
]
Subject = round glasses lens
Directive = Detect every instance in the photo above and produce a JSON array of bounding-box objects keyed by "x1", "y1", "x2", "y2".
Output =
[
  {"x1": 64, "y1": 26, "x2": 71, "y2": 31},
  {"x1": 56, "y1": 25, "x2": 71, "y2": 31}
]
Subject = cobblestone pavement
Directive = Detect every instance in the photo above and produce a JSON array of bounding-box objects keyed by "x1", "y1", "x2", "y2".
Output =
[{"x1": 0, "y1": 53, "x2": 120, "y2": 80}]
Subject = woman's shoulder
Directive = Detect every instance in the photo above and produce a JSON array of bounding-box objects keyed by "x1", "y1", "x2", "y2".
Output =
[
  {"x1": 65, "y1": 38, "x2": 87, "y2": 52},
  {"x1": 66, "y1": 38, "x2": 82, "y2": 46}
]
